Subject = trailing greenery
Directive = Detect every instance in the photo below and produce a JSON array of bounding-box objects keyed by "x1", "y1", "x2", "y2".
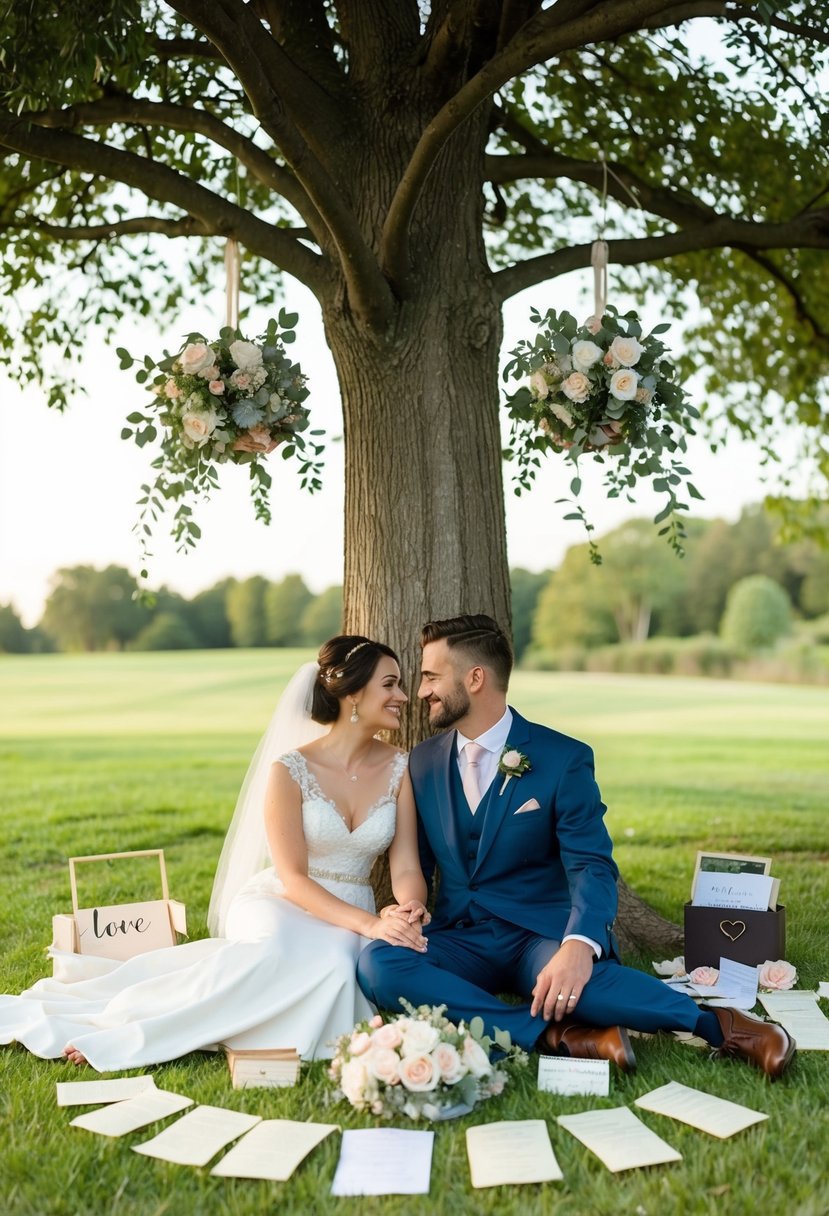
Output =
[{"x1": 1, "y1": 652, "x2": 828, "y2": 1216}]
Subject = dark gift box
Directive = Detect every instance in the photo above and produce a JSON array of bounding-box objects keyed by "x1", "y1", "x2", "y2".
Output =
[{"x1": 684, "y1": 902, "x2": 786, "y2": 971}]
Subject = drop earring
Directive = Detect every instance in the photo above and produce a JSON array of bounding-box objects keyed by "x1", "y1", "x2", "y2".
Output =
[{"x1": 350, "y1": 702, "x2": 359, "y2": 724}]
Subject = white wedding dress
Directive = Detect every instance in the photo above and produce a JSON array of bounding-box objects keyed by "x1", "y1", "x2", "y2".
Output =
[{"x1": 0, "y1": 751, "x2": 406, "y2": 1071}]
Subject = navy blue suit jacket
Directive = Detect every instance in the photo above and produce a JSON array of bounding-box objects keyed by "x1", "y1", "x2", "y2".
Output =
[{"x1": 409, "y1": 709, "x2": 619, "y2": 958}]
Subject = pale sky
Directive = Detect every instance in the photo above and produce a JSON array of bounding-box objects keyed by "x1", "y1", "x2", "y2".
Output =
[{"x1": 1, "y1": 266, "x2": 793, "y2": 628}]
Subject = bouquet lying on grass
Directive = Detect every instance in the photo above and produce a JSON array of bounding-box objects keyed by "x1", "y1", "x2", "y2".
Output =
[
  {"x1": 503, "y1": 305, "x2": 700, "y2": 558},
  {"x1": 120, "y1": 312, "x2": 324, "y2": 569},
  {"x1": 329, "y1": 1002, "x2": 527, "y2": 1122}
]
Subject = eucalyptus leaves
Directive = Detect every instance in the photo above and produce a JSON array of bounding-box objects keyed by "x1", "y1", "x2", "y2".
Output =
[{"x1": 504, "y1": 306, "x2": 700, "y2": 559}]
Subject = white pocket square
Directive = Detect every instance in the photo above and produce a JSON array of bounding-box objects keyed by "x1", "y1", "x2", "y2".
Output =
[{"x1": 514, "y1": 798, "x2": 541, "y2": 814}]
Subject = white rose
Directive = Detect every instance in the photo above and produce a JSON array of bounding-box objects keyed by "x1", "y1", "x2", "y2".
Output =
[
  {"x1": 561, "y1": 371, "x2": 591, "y2": 404},
  {"x1": 179, "y1": 342, "x2": 215, "y2": 376},
  {"x1": 609, "y1": 368, "x2": 639, "y2": 400},
  {"x1": 371, "y1": 1022, "x2": 403, "y2": 1051},
  {"x1": 367, "y1": 1046, "x2": 401, "y2": 1085},
  {"x1": 462, "y1": 1036, "x2": 492, "y2": 1078},
  {"x1": 571, "y1": 340, "x2": 603, "y2": 371},
  {"x1": 609, "y1": 334, "x2": 644, "y2": 366},
  {"x1": 433, "y1": 1042, "x2": 465, "y2": 1084},
  {"x1": 398, "y1": 1053, "x2": 439, "y2": 1092},
  {"x1": 501, "y1": 749, "x2": 522, "y2": 769},
  {"x1": 400, "y1": 1021, "x2": 440, "y2": 1057},
  {"x1": 340, "y1": 1059, "x2": 369, "y2": 1105},
  {"x1": 181, "y1": 407, "x2": 219, "y2": 446},
  {"x1": 530, "y1": 370, "x2": 549, "y2": 399},
  {"x1": 229, "y1": 339, "x2": 264, "y2": 372}
]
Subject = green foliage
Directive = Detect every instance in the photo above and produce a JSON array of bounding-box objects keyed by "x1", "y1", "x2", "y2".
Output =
[
  {"x1": 720, "y1": 574, "x2": 793, "y2": 651},
  {"x1": 188, "y1": 579, "x2": 235, "y2": 649},
  {"x1": 225, "y1": 576, "x2": 270, "y2": 649},
  {"x1": 0, "y1": 602, "x2": 29, "y2": 653},
  {"x1": 265, "y1": 574, "x2": 314, "y2": 647},
  {"x1": 509, "y1": 568, "x2": 549, "y2": 659},
  {"x1": 301, "y1": 584, "x2": 343, "y2": 647},
  {"x1": 130, "y1": 610, "x2": 199, "y2": 651},
  {"x1": 40, "y1": 564, "x2": 149, "y2": 652}
]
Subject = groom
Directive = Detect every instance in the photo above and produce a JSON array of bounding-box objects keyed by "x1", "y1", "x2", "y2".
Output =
[{"x1": 358, "y1": 613, "x2": 795, "y2": 1076}]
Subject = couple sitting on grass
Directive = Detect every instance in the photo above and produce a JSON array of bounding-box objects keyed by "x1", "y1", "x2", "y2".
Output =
[{"x1": 0, "y1": 614, "x2": 794, "y2": 1079}]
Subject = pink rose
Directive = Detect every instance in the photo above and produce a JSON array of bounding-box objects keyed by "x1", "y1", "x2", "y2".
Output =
[
  {"x1": 368, "y1": 1014, "x2": 384, "y2": 1029},
  {"x1": 433, "y1": 1042, "x2": 464, "y2": 1083},
  {"x1": 530, "y1": 370, "x2": 549, "y2": 398},
  {"x1": 230, "y1": 370, "x2": 252, "y2": 390},
  {"x1": 367, "y1": 1047, "x2": 401, "y2": 1085},
  {"x1": 584, "y1": 315, "x2": 602, "y2": 334},
  {"x1": 561, "y1": 371, "x2": 591, "y2": 404},
  {"x1": 349, "y1": 1031, "x2": 371, "y2": 1055},
  {"x1": 758, "y1": 960, "x2": 797, "y2": 991},
  {"x1": 179, "y1": 342, "x2": 215, "y2": 376},
  {"x1": 501, "y1": 749, "x2": 522, "y2": 769},
  {"x1": 164, "y1": 378, "x2": 182, "y2": 400},
  {"x1": 371, "y1": 1022, "x2": 403, "y2": 1051},
  {"x1": 603, "y1": 351, "x2": 618, "y2": 368},
  {"x1": 208, "y1": 379, "x2": 225, "y2": 395},
  {"x1": 609, "y1": 368, "x2": 639, "y2": 400},
  {"x1": 399, "y1": 1053, "x2": 439, "y2": 1092},
  {"x1": 689, "y1": 966, "x2": 719, "y2": 986}
]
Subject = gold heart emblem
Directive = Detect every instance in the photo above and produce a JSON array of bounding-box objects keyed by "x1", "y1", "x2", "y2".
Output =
[{"x1": 719, "y1": 919, "x2": 746, "y2": 942}]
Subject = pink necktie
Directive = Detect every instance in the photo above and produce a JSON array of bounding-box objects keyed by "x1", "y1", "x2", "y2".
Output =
[{"x1": 462, "y1": 742, "x2": 486, "y2": 813}]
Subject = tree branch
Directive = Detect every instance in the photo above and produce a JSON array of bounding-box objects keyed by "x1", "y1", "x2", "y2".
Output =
[
  {"x1": 10, "y1": 216, "x2": 210, "y2": 240},
  {"x1": 739, "y1": 249, "x2": 829, "y2": 342},
  {"x1": 494, "y1": 210, "x2": 829, "y2": 299},
  {"x1": 642, "y1": 3, "x2": 829, "y2": 45},
  {"x1": 382, "y1": 0, "x2": 718, "y2": 282},
  {"x1": 167, "y1": 0, "x2": 396, "y2": 327},
  {"x1": 27, "y1": 95, "x2": 325, "y2": 238},
  {"x1": 0, "y1": 113, "x2": 328, "y2": 291},
  {"x1": 151, "y1": 37, "x2": 221, "y2": 59}
]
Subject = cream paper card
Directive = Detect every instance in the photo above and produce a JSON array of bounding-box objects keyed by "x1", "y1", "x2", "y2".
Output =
[
  {"x1": 133, "y1": 1105, "x2": 261, "y2": 1166},
  {"x1": 211, "y1": 1120, "x2": 339, "y2": 1181},
  {"x1": 690, "y1": 957, "x2": 759, "y2": 1008},
  {"x1": 57, "y1": 1076, "x2": 157, "y2": 1107},
  {"x1": 692, "y1": 873, "x2": 774, "y2": 912},
  {"x1": 537, "y1": 1057, "x2": 609, "y2": 1096},
  {"x1": 635, "y1": 1082, "x2": 767, "y2": 1138},
  {"x1": 70, "y1": 1089, "x2": 193, "y2": 1136},
  {"x1": 466, "y1": 1120, "x2": 563, "y2": 1188},
  {"x1": 330, "y1": 1128, "x2": 434, "y2": 1196},
  {"x1": 557, "y1": 1107, "x2": 682, "y2": 1172},
  {"x1": 758, "y1": 991, "x2": 829, "y2": 1050}
]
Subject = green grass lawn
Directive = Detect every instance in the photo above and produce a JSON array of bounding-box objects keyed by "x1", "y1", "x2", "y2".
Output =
[{"x1": 1, "y1": 652, "x2": 828, "y2": 1216}]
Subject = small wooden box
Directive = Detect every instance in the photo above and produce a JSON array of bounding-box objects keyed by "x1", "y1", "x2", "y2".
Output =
[
  {"x1": 223, "y1": 1047, "x2": 301, "y2": 1090},
  {"x1": 684, "y1": 902, "x2": 786, "y2": 971}
]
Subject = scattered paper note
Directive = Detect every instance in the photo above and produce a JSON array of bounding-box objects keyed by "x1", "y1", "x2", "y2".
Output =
[
  {"x1": 70, "y1": 1089, "x2": 193, "y2": 1137},
  {"x1": 691, "y1": 957, "x2": 759, "y2": 1008},
  {"x1": 466, "y1": 1120, "x2": 563, "y2": 1188},
  {"x1": 211, "y1": 1119, "x2": 339, "y2": 1180},
  {"x1": 132, "y1": 1105, "x2": 261, "y2": 1166},
  {"x1": 557, "y1": 1107, "x2": 681, "y2": 1173},
  {"x1": 817, "y1": 982, "x2": 829, "y2": 1000},
  {"x1": 759, "y1": 991, "x2": 829, "y2": 1050},
  {"x1": 692, "y1": 873, "x2": 774, "y2": 912},
  {"x1": 330, "y1": 1128, "x2": 434, "y2": 1196},
  {"x1": 537, "y1": 1057, "x2": 609, "y2": 1097},
  {"x1": 635, "y1": 1082, "x2": 767, "y2": 1139},
  {"x1": 56, "y1": 1075, "x2": 157, "y2": 1107}
]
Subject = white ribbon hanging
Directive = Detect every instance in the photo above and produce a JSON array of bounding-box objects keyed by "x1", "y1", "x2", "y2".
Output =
[
  {"x1": 590, "y1": 239, "x2": 608, "y2": 322},
  {"x1": 224, "y1": 238, "x2": 240, "y2": 331}
]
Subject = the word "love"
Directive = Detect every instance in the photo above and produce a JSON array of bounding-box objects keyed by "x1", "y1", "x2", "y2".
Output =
[{"x1": 92, "y1": 908, "x2": 152, "y2": 938}]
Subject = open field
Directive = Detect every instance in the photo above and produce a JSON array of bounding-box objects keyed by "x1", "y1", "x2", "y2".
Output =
[{"x1": 1, "y1": 652, "x2": 828, "y2": 1215}]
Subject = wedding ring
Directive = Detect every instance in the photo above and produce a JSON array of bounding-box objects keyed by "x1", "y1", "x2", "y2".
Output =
[
  {"x1": 556, "y1": 993, "x2": 564, "y2": 1000},
  {"x1": 567, "y1": 995, "x2": 577, "y2": 1002}
]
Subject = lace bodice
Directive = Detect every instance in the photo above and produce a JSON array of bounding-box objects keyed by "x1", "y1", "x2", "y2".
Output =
[{"x1": 276, "y1": 749, "x2": 406, "y2": 881}]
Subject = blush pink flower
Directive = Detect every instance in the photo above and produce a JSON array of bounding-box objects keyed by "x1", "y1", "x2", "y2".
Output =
[
  {"x1": 371, "y1": 1022, "x2": 403, "y2": 1051},
  {"x1": 208, "y1": 379, "x2": 225, "y2": 395},
  {"x1": 758, "y1": 960, "x2": 797, "y2": 991},
  {"x1": 349, "y1": 1031, "x2": 371, "y2": 1055},
  {"x1": 399, "y1": 1053, "x2": 439, "y2": 1092},
  {"x1": 368, "y1": 1014, "x2": 384, "y2": 1029},
  {"x1": 433, "y1": 1042, "x2": 464, "y2": 1084},
  {"x1": 689, "y1": 965, "x2": 719, "y2": 986},
  {"x1": 367, "y1": 1047, "x2": 401, "y2": 1085}
]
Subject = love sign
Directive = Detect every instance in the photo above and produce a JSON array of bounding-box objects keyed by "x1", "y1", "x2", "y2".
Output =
[{"x1": 74, "y1": 899, "x2": 176, "y2": 960}]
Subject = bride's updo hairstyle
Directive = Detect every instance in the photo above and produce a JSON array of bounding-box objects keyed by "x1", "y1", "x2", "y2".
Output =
[{"x1": 312, "y1": 635, "x2": 400, "y2": 724}]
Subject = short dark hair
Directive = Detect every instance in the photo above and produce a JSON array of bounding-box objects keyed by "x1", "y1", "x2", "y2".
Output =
[
  {"x1": 420, "y1": 614, "x2": 513, "y2": 691},
  {"x1": 312, "y1": 635, "x2": 399, "y2": 724}
]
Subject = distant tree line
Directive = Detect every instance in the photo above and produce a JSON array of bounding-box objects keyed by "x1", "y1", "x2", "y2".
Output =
[{"x1": 2, "y1": 504, "x2": 827, "y2": 658}]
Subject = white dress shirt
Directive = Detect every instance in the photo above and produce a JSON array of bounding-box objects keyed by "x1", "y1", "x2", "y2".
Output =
[{"x1": 455, "y1": 708, "x2": 602, "y2": 960}]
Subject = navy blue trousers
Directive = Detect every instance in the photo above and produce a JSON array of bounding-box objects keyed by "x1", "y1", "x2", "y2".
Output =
[{"x1": 357, "y1": 919, "x2": 701, "y2": 1051}]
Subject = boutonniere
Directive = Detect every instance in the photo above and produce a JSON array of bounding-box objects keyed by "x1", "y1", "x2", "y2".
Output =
[{"x1": 498, "y1": 746, "x2": 531, "y2": 795}]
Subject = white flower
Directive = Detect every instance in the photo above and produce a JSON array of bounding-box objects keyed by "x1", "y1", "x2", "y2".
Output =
[
  {"x1": 340, "y1": 1059, "x2": 369, "y2": 1105},
  {"x1": 181, "y1": 406, "x2": 220, "y2": 447},
  {"x1": 609, "y1": 368, "x2": 639, "y2": 400},
  {"x1": 572, "y1": 340, "x2": 603, "y2": 371},
  {"x1": 609, "y1": 334, "x2": 644, "y2": 366},
  {"x1": 179, "y1": 342, "x2": 215, "y2": 376},
  {"x1": 561, "y1": 371, "x2": 592, "y2": 403},
  {"x1": 349, "y1": 1031, "x2": 371, "y2": 1055},
  {"x1": 399, "y1": 1053, "x2": 439, "y2": 1092},
  {"x1": 758, "y1": 960, "x2": 797, "y2": 991},
  {"x1": 550, "y1": 401, "x2": 574, "y2": 429},
  {"x1": 433, "y1": 1042, "x2": 465, "y2": 1084},
  {"x1": 366, "y1": 1046, "x2": 401, "y2": 1085},
  {"x1": 652, "y1": 957, "x2": 687, "y2": 977},
  {"x1": 501, "y1": 749, "x2": 523, "y2": 770},
  {"x1": 229, "y1": 339, "x2": 264, "y2": 372},
  {"x1": 400, "y1": 1020, "x2": 440, "y2": 1057},
  {"x1": 462, "y1": 1036, "x2": 492, "y2": 1078},
  {"x1": 530, "y1": 370, "x2": 549, "y2": 399}
]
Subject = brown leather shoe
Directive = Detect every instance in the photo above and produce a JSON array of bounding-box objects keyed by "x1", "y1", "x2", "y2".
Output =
[
  {"x1": 538, "y1": 1020, "x2": 636, "y2": 1071},
  {"x1": 710, "y1": 1006, "x2": 796, "y2": 1079}
]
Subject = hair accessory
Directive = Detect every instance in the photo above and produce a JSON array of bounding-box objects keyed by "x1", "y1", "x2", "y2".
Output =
[{"x1": 344, "y1": 641, "x2": 372, "y2": 663}]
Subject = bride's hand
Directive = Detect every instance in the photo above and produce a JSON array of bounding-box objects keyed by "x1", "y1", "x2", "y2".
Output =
[
  {"x1": 382, "y1": 900, "x2": 431, "y2": 926},
  {"x1": 369, "y1": 914, "x2": 428, "y2": 952}
]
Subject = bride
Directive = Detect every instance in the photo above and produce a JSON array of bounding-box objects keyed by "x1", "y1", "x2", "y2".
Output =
[{"x1": 0, "y1": 636, "x2": 428, "y2": 1070}]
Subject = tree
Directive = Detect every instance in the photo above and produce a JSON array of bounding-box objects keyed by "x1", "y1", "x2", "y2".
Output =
[
  {"x1": 226, "y1": 575, "x2": 269, "y2": 647},
  {"x1": 302, "y1": 584, "x2": 343, "y2": 646},
  {"x1": 510, "y1": 568, "x2": 549, "y2": 660},
  {"x1": 720, "y1": 574, "x2": 792, "y2": 650},
  {"x1": 0, "y1": 603, "x2": 29, "y2": 653},
  {"x1": 4, "y1": 2, "x2": 828, "y2": 951},
  {"x1": 40, "y1": 565, "x2": 149, "y2": 651},
  {"x1": 265, "y1": 573, "x2": 313, "y2": 646},
  {"x1": 188, "y1": 579, "x2": 235, "y2": 648},
  {"x1": 131, "y1": 609, "x2": 199, "y2": 649}
]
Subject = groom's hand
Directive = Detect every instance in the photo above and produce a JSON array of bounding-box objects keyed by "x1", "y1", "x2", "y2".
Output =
[
  {"x1": 531, "y1": 940, "x2": 594, "y2": 1022},
  {"x1": 382, "y1": 901, "x2": 431, "y2": 926}
]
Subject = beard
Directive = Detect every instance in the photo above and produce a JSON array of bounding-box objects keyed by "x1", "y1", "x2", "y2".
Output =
[{"x1": 427, "y1": 682, "x2": 470, "y2": 730}]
